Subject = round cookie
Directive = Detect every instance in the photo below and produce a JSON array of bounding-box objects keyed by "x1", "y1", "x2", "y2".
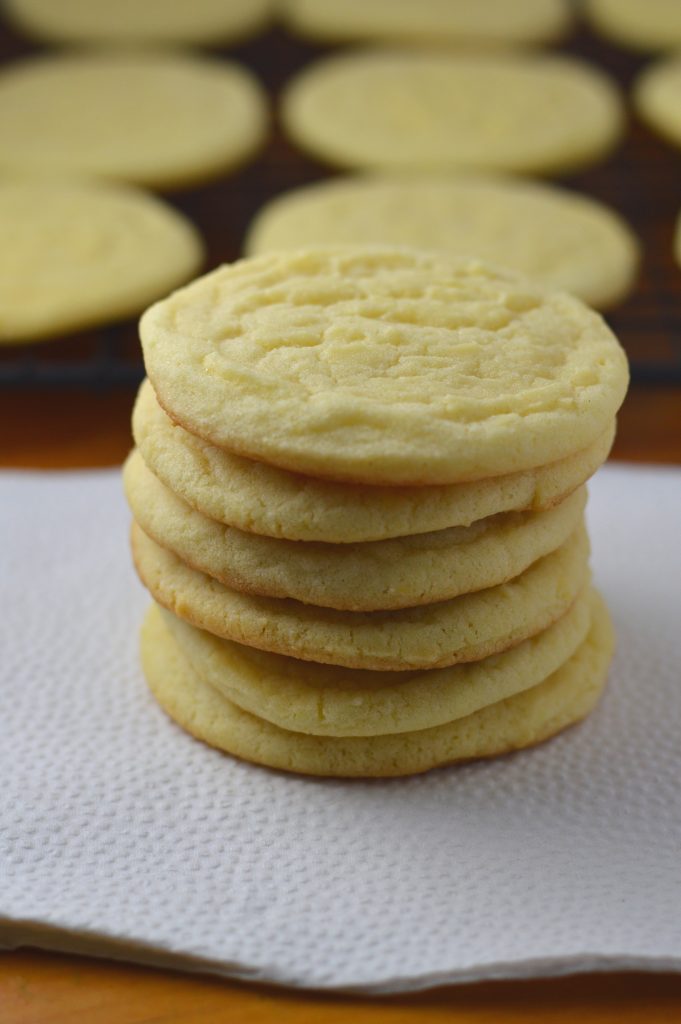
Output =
[
  {"x1": 0, "y1": 179, "x2": 203, "y2": 345},
  {"x1": 584, "y1": 0, "x2": 681, "y2": 52},
  {"x1": 159, "y1": 590, "x2": 592, "y2": 736},
  {"x1": 141, "y1": 591, "x2": 614, "y2": 777},
  {"x1": 133, "y1": 379, "x2": 614, "y2": 542},
  {"x1": 280, "y1": 51, "x2": 623, "y2": 175},
  {"x1": 0, "y1": 52, "x2": 268, "y2": 189},
  {"x1": 140, "y1": 248, "x2": 629, "y2": 485},
  {"x1": 634, "y1": 57, "x2": 681, "y2": 152},
  {"x1": 124, "y1": 450, "x2": 587, "y2": 611},
  {"x1": 2, "y1": 0, "x2": 273, "y2": 46},
  {"x1": 281, "y1": 0, "x2": 572, "y2": 47},
  {"x1": 245, "y1": 174, "x2": 639, "y2": 311},
  {"x1": 131, "y1": 521, "x2": 590, "y2": 670}
]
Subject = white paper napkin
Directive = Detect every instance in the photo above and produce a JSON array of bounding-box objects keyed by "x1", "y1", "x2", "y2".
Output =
[{"x1": 1, "y1": 463, "x2": 680, "y2": 993}]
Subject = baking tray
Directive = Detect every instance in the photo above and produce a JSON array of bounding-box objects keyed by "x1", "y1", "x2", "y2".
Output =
[{"x1": 0, "y1": 19, "x2": 680, "y2": 387}]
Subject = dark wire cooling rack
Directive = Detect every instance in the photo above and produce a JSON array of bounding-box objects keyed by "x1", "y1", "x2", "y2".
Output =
[{"x1": 1, "y1": 21, "x2": 681, "y2": 388}]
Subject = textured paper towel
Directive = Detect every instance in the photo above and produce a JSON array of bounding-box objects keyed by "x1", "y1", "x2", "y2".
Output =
[{"x1": 1, "y1": 464, "x2": 680, "y2": 993}]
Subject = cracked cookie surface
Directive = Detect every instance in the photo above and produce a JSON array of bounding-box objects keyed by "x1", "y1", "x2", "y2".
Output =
[{"x1": 141, "y1": 248, "x2": 628, "y2": 484}]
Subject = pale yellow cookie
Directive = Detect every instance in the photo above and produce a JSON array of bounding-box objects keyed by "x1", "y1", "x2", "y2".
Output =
[
  {"x1": 0, "y1": 179, "x2": 203, "y2": 345},
  {"x1": 140, "y1": 590, "x2": 614, "y2": 776},
  {"x1": 131, "y1": 521, "x2": 590, "y2": 670},
  {"x1": 159, "y1": 590, "x2": 592, "y2": 736},
  {"x1": 281, "y1": 51, "x2": 623, "y2": 175},
  {"x1": 245, "y1": 174, "x2": 639, "y2": 311},
  {"x1": 0, "y1": 52, "x2": 268, "y2": 189},
  {"x1": 585, "y1": 0, "x2": 681, "y2": 52},
  {"x1": 124, "y1": 449, "x2": 587, "y2": 611},
  {"x1": 133, "y1": 380, "x2": 614, "y2": 542},
  {"x1": 140, "y1": 249, "x2": 629, "y2": 485},
  {"x1": 2, "y1": 0, "x2": 273, "y2": 46},
  {"x1": 282, "y1": 0, "x2": 572, "y2": 47},
  {"x1": 634, "y1": 57, "x2": 681, "y2": 152}
]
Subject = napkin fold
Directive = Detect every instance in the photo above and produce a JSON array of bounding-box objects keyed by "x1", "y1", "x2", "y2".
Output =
[{"x1": 1, "y1": 464, "x2": 680, "y2": 993}]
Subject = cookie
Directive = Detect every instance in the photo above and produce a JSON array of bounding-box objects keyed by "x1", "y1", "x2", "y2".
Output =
[
  {"x1": 280, "y1": 50, "x2": 623, "y2": 175},
  {"x1": 0, "y1": 179, "x2": 203, "y2": 345},
  {"x1": 245, "y1": 174, "x2": 639, "y2": 311},
  {"x1": 0, "y1": 52, "x2": 268, "y2": 189},
  {"x1": 3, "y1": 0, "x2": 273, "y2": 46},
  {"x1": 124, "y1": 450, "x2": 587, "y2": 611},
  {"x1": 281, "y1": 0, "x2": 572, "y2": 47},
  {"x1": 585, "y1": 0, "x2": 681, "y2": 52},
  {"x1": 634, "y1": 57, "x2": 681, "y2": 152},
  {"x1": 159, "y1": 589, "x2": 591, "y2": 737},
  {"x1": 133, "y1": 380, "x2": 614, "y2": 542},
  {"x1": 131, "y1": 521, "x2": 590, "y2": 670},
  {"x1": 140, "y1": 590, "x2": 613, "y2": 776},
  {"x1": 140, "y1": 249, "x2": 629, "y2": 485}
]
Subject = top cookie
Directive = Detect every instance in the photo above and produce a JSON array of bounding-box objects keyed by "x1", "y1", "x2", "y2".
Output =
[
  {"x1": 585, "y1": 0, "x2": 681, "y2": 52},
  {"x1": 140, "y1": 248, "x2": 628, "y2": 486},
  {"x1": 2, "y1": 0, "x2": 274, "y2": 46},
  {"x1": 282, "y1": 0, "x2": 572, "y2": 47},
  {"x1": 281, "y1": 50, "x2": 623, "y2": 175}
]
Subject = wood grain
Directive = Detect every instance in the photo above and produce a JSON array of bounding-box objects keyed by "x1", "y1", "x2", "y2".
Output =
[{"x1": 1, "y1": 951, "x2": 681, "y2": 1024}]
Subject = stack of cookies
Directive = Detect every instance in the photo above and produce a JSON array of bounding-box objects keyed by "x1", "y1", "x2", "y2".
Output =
[{"x1": 125, "y1": 247, "x2": 628, "y2": 777}]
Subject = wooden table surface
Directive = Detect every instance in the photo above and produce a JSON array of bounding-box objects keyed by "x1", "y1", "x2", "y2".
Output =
[{"x1": 1, "y1": 383, "x2": 680, "y2": 1024}]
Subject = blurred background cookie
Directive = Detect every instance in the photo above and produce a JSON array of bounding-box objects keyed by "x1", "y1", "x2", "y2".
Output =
[
  {"x1": 634, "y1": 56, "x2": 681, "y2": 153},
  {"x1": 281, "y1": 0, "x2": 573, "y2": 48},
  {"x1": 281, "y1": 50, "x2": 624, "y2": 174},
  {"x1": 0, "y1": 51, "x2": 268, "y2": 188},
  {"x1": 1, "y1": 0, "x2": 274, "y2": 47},
  {"x1": 246, "y1": 173, "x2": 639, "y2": 309},
  {"x1": 584, "y1": 0, "x2": 681, "y2": 52},
  {"x1": 0, "y1": 178, "x2": 203, "y2": 345}
]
